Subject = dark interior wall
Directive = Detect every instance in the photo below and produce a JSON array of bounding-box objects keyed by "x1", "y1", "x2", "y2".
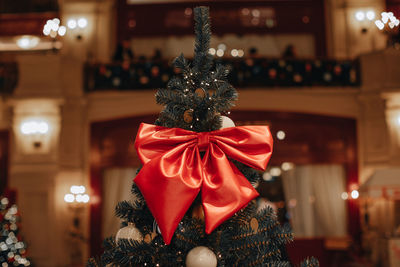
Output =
[
  {"x1": 0, "y1": 0, "x2": 58, "y2": 14},
  {"x1": 0, "y1": 130, "x2": 9, "y2": 195},
  {"x1": 387, "y1": 0, "x2": 400, "y2": 18},
  {"x1": 117, "y1": 0, "x2": 326, "y2": 56}
]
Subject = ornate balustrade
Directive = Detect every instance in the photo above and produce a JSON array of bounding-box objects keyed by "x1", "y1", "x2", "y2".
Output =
[{"x1": 84, "y1": 58, "x2": 360, "y2": 92}]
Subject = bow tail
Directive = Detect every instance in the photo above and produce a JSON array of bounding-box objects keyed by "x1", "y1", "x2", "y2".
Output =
[
  {"x1": 134, "y1": 147, "x2": 203, "y2": 244},
  {"x1": 201, "y1": 145, "x2": 259, "y2": 234}
]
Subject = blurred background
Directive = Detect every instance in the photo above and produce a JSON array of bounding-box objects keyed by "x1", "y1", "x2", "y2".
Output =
[{"x1": 0, "y1": 0, "x2": 400, "y2": 266}]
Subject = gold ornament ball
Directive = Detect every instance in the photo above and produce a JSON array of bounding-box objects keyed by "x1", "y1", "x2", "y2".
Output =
[
  {"x1": 186, "y1": 246, "x2": 217, "y2": 267},
  {"x1": 115, "y1": 223, "x2": 143, "y2": 242},
  {"x1": 184, "y1": 109, "x2": 194, "y2": 123},
  {"x1": 195, "y1": 88, "x2": 206, "y2": 98},
  {"x1": 220, "y1": 116, "x2": 235, "y2": 129}
]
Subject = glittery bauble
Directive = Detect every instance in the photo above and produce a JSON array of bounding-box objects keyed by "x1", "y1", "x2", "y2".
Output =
[
  {"x1": 195, "y1": 88, "x2": 206, "y2": 98},
  {"x1": 184, "y1": 109, "x2": 194, "y2": 123},
  {"x1": 250, "y1": 218, "x2": 259, "y2": 233},
  {"x1": 220, "y1": 116, "x2": 235, "y2": 129},
  {"x1": 115, "y1": 223, "x2": 143, "y2": 242},
  {"x1": 144, "y1": 232, "x2": 157, "y2": 244},
  {"x1": 186, "y1": 246, "x2": 217, "y2": 267}
]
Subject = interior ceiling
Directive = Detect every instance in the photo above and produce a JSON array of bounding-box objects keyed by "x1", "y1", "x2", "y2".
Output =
[
  {"x1": 127, "y1": 0, "x2": 206, "y2": 3},
  {"x1": 126, "y1": 0, "x2": 308, "y2": 4}
]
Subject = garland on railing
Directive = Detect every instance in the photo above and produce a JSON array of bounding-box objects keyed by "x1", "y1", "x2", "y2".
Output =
[{"x1": 84, "y1": 58, "x2": 359, "y2": 92}]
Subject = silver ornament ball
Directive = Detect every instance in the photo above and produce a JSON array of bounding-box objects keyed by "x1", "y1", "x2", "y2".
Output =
[
  {"x1": 186, "y1": 246, "x2": 217, "y2": 267},
  {"x1": 220, "y1": 116, "x2": 235, "y2": 129},
  {"x1": 115, "y1": 223, "x2": 143, "y2": 242}
]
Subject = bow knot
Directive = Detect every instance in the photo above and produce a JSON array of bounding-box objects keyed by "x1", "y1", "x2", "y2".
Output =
[
  {"x1": 134, "y1": 123, "x2": 273, "y2": 244},
  {"x1": 197, "y1": 132, "x2": 210, "y2": 151}
]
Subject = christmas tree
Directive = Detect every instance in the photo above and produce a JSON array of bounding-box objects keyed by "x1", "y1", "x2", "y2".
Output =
[
  {"x1": 88, "y1": 7, "x2": 318, "y2": 267},
  {"x1": 0, "y1": 196, "x2": 31, "y2": 266}
]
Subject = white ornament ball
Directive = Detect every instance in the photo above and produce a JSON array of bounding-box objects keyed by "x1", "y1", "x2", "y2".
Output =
[
  {"x1": 220, "y1": 115, "x2": 235, "y2": 129},
  {"x1": 186, "y1": 246, "x2": 217, "y2": 267},
  {"x1": 115, "y1": 223, "x2": 143, "y2": 242}
]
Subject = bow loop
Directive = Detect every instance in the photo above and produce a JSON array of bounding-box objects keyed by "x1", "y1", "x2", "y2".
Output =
[
  {"x1": 134, "y1": 123, "x2": 273, "y2": 244},
  {"x1": 197, "y1": 132, "x2": 210, "y2": 151}
]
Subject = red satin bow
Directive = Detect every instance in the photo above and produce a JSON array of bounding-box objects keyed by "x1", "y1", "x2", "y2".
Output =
[{"x1": 134, "y1": 123, "x2": 273, "y2": 244}]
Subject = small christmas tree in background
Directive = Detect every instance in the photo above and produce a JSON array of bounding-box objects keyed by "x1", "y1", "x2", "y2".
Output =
[
  {"x1": 88, "y1": 6, "x2": 318, "y2": 267},
  {"x1": 0, "y1": 195, "x2": 31, "y2": 266}
]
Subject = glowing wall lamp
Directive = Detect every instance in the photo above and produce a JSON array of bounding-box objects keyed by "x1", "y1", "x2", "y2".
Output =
[
  {"x1": 19, "y1": 119, "x2": 50, "y2": 149},
  {"x1": 66, "y1": 17, "x2": 89, "y2": 40},
  {"x1": 15, "y1": 35, "x2": 40, "y2": 50},
  {"x1": 12, "y1": 99, "x2": 61, "y2": 157},
  {"x1": 64, "y1": 185, "x2": 90, "y2": 205},
  {"x1": 354, "y1": 9, "x2": 377, "y2": 34},
  {"x1": 67, "y1": 18, "x2": 88, "y2": 30},
  {"x1": 20, "y1": 120, "x2": 49, "y2": 135},
  {"x1": 355, "y1": 10, "x2": 376, "y2": 22},
  {"x1": 64, "y1": 185, "x2": 90, "y2": 265}
]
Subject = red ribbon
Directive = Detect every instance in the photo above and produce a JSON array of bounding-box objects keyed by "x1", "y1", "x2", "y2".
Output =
[{"x1": 134, "y1": 123, "x2": 273, "y2": 244}]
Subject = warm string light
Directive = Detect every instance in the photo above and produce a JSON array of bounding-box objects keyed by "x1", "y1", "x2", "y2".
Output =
[
  {"x1": 281, "y1": 162, "x2": 294, "y2": 171},
  {"x1": 351, "y1": 189, "x2": 359, "y2": 199},
  {"x1": 340, "y1": 189, "x2": 359, "y2": 200},
  {"x1": 0, "y1": 198, "x2": 31, "y2": 266},
  {"x1": 276, "y1": 130, "x2": 286, "y2": 140},
  {"x1": 270, "y1": 167, "x2": 282, "y2": 177},
  {"x1": 262, "y1": 172, "x2": 272, "y2": 181},
  {"x1": 262, "y1": 162, "x2": 294, "y2": 181},
  {"x1": 208, "y1": 45, "x2": 244, "y2": 58}
]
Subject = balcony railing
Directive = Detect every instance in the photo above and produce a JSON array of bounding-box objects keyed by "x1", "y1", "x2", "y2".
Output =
[
  {"x1": 0, "y1": 63, "x2": 18, "y2": 94},
  {"x1": 84, "y1": 58, "x2": 360, "y2": 92}
]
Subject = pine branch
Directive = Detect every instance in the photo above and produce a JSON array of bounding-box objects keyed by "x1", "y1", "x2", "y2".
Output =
[
  {"x1": 234, "y1": 162, "x2": 262, "y2": 185},
  {"x1": 193, "y1": 6, "x2": 213, "y2": 80},
  {"x1": 173, "y1": 53, "x2": 190, "y2": 71},
  {"x1": 86, "y1": 257, "x2": 103, "y2": 267},
  {"x1": 155, "y1": 88, "x2": 187, "y2": 106},
  {"x1": 212, "y1": 64, "x2": 231, "y2": 81},
  {"x1": 301, "y1": 257, "x2": 320, "y2": 267},
  {"x1": 166, "y1": 76, "x2": 184, "y2": 90},
  {"x1": 115, "y1": 200, "x2": 137, "y2": 220},
  {"x1": 213, "y1": 82, "x2": 238, "y2": 112}
]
